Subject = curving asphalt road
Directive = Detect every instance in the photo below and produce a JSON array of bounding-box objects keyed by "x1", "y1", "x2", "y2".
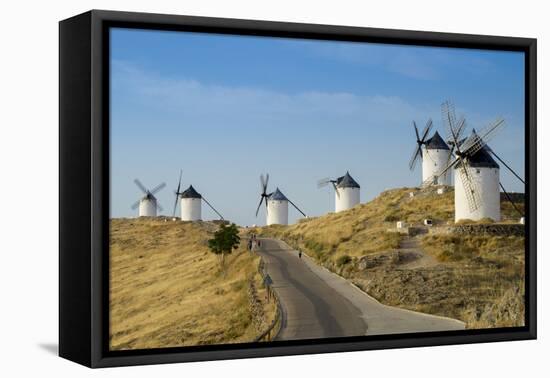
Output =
[{"x1": 257, "y1": 238, "x2": 465, "y2": 341}]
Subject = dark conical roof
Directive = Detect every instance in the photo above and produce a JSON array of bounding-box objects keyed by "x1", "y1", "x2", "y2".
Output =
[
  {"x1": 144, "y1": 193, "x2": 156, "y2": 200},
  {"x1": 336, "y1": 171, "x2": 360, "y2": 188},
  {"x1": 463, "y1": 146, "x2": 499, "y2": 168},
  {"x1": 180, "y1": 185, "x2": 202, "y2": 199},
  {"x1": 425, "y1": 131, "x2": 450, "y2": 150},
  {"x1": 269, "y1": 188, "x2": 288, "y2": 201},
  {"x1": 455, "y1": 131, "x2": 499, "y2": 169}
]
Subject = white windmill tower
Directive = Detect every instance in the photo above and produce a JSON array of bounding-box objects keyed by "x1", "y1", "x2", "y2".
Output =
[
  {"x1": 255, "y1": 173, "x2": 306, "y2": 226},
  {"x1": 409, "y1": 119, "x2": 453, "y2": 186},
  {"x1": 172, "y1": 171, "x2": 224, "y2": 221},
  {"x1": 317, "y1": 171, "x2": 361, "y2": 212},
  {"x1": 428, "y1": 101, "x2": 524, "y2": 223},
  {"x1": 131, "y1": 179, "x2": 166, "y2": 217}
]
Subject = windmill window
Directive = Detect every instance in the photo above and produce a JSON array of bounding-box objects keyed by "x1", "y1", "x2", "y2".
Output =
[{"x1": 476, "y1": 169, "x2": 481, "y2": 174}]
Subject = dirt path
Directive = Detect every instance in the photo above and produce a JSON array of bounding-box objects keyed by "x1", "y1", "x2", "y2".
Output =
[{"x1": 397, "y1": 235, "x2": 438, "y2": 269}]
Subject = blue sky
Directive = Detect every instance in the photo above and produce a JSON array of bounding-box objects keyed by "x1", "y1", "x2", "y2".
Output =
[{"x1": 110, "y1": 28, "x2": 525, "y2": 225}]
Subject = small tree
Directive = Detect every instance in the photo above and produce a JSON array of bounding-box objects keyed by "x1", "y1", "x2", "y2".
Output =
[{"x1": 208, "y1": 223, "x2": 241, "y2": 273}]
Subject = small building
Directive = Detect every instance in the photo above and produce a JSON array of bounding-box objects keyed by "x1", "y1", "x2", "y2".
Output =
[
  {"x1": 267, "y1": 188, "x2": 289, "y2": 226},
  {"x1": 180, "y1": 185, "x2": 202, "y2": 221},
  {"x1": 422, "y1": 131, "x2": 452, "y2": 186},
  {"x1": 455, "y1": 140, "x2": 500, "y2": 222},
  {"x1": 335, "y1": 171, "x2": 361, "y2": 212},
  {"x1": 396, "y1": 221, "x2": 406, "y2": 229},
  {"x1": 423, "y1": 219, "x2": 433, "y2": 226},
  {"x1": 138, "y1": 195, "x2": 157, "y2": 217}
]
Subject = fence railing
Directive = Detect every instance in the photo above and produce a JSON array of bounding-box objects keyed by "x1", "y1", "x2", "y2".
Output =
[{"x1": 254, "y1": 259, "x2": 283, "y2": 342}]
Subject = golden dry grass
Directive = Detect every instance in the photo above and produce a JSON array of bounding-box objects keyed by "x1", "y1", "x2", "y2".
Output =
[
  {"x1": 109, "y1": 218, "x2": 275, "y2": 350},
  {"x1": 256, "y1": 186, "x2": 525, "y2": 329}
]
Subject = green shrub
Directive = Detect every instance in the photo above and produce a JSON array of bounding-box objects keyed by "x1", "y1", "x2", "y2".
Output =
[{"x1": 336, "y1": 255, "x2": 352, "y2": 266}]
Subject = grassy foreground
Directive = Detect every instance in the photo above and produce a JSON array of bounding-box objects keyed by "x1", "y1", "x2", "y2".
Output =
[
  {"x1": 255, "y1": 186, "x2": 525, "y2": 329},
  {"x1": 109, "y1": 218, "x2": 275, "y2": 350}
]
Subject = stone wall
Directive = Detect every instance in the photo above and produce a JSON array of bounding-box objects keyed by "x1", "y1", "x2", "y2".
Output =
[{"x1": 429, "y1": 224, "x2": 524, "y2": 237}]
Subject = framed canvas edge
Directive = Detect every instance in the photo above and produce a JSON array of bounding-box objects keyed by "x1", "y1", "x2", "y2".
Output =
[{"x1": 58, "y1": 9, "x2": 537, "y2": 368}]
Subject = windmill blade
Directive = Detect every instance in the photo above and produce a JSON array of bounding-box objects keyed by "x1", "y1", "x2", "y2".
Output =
[
  {"x1": 156, "y1": 201, "x2": 164, "y2": 213},
  {"x1": 260, "y1": 173, "x2": 270, "y2": 194},
  {"x1": 426, "y1": 155, "x2": 461, "y2": 187},
  {"x1": 202, "y1": 196, "x2": 224, "y2": 220},
  {"x1": 255, "y1": 197, "x2": 264, "y2": 217},
  {"x1": 488, "y1": 149, "x2": 525, "y2": 184},
  {"x1": 175, "y1": 170, "x2": 183, "y2": 193},
  {"x1": 287, "y1": 197, "x2": 307, "y2": 217},
  {"x1": 420, "y1": 119, "x2": 433, "y2": 142},
  {"x1": 413, "y1": 120, "x2": 420, "y2": 141},
  {"x1": 150, "y1": 182, "x2": 166, "y2": 195},
  {"x1": 461, "y1": 118, "x2": 505, "y2": 157},
  {"x1": 445, "y1": 143, "x2": 456, "y2": 169},
  {"x1": 409, "y1": 143, "x2": 422, "y2": 171},
  {"x1": 421, "y1": 175, "x2": 437, "y2": 188},
  {"x1": 454, "y1": 116, "x2": 467, "y2": 141},
  {"x1": 134, "y1": 178, "x2": 148, "y2": 194},
  {"x1": 173, "y1": 171, "x2": 183, "y2": 217},
  {"x1": 442, "y1": 100, "x2": 457, "y2": 132},
  {"x1": 172, "y1": 196, "x2": 179, "y2": 218},
  {"x1": 333, "y1": 183, "x2": 341, "y2": 198},
  {"x1": 457, "y1": 161, "x2": 482, "y2": 212},
  {"x1": 442, "y1": 101, "x2": 466, "y2": 152},
  {"x1": 131, "y1": 199, "x2": 141, "y2": 210},
  {"x1": 317, "y1": 178, "x2": 331, "y2": 188},
  {"x1": 499, "y1": 182, "x2": 524, "y2": 217}
]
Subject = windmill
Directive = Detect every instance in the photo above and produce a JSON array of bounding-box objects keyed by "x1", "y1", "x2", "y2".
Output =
[
  {"x1": 131, "y1": 179, "x2": 166, "y2": 217},
  {"x1": 317, "y1": 171, "x2": 360, "y2": 213},
  {"x1": 171, "y1": 171, "x2": 224, "y2": 221},
  {"x1": 426, "y1": 101, "x2": 523, "y2": 222},
  {"x1": 409, "y1": 119, "x2": 452, "y2": 186},
  {"x1": 255, "y1": 173, "x2": 306, "y2": 225}
]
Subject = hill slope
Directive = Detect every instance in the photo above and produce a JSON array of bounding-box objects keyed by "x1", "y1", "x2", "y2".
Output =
[
  {"x1": 110, "y1": 218, "x2": 275, "y2": 350},
  {"x1": 256, "y1": 186, "x2": 524, "y2": 329}
]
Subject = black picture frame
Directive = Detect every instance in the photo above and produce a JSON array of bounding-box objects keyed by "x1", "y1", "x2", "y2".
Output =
[{"x1": 59, "y1": 9, "x2": 537, "y2": 368}]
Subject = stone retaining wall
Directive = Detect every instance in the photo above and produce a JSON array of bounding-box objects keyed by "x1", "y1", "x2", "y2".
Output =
[{"x1": 428, "y1": 224, "x2": 524, "y2": 236}]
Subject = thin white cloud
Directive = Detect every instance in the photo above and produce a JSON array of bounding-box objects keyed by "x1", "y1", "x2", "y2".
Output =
[{"x1": 112, "y1": 60, "x2": 432, "y2": 130}]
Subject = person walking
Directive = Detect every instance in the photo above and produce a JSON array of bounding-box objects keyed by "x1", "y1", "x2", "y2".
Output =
[{"x1": 298, "y1": 251, "x2": 302, "y2": 259}]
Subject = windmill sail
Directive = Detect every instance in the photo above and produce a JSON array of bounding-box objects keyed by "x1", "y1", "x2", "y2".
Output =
[
  {"x1": 409, "y1": 119, "x2": 433, "y2": 171},
  {"x1": 172, "y1": 170, "x2": 183, "y2": 217},
  {"x1": 457, "y1": 163, "x2": 482, "y2": 212},
  {"x1": 255, "y1": 173, "x2": 271, "y2": 217},
  {"x1": 460, "y1": 118, "x2": 505, "y2": 157},
  {"x1": 131, "y1": 178, "x2": 166, "y2": 214}
]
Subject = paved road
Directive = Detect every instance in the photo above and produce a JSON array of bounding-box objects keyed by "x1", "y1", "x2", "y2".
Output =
[{"x1": 258, "y1": 238, "x2": 465, "y2": 341}]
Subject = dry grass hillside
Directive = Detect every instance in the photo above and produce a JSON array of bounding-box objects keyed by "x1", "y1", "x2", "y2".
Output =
[
  {"x1": 110, "y1": 218, "x2": 275, "y2": 350},
  {"x1": 256, "y1": 186, "x2": 525, "y2": 329}
]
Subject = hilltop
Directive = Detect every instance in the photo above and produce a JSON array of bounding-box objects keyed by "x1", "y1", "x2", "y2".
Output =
[
  {"x1": 255, "y1": 186, "x2": 525, "y2": 329},
  {"x1": 110, "y1": 218, "x2": 275, "y2": 350}
]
